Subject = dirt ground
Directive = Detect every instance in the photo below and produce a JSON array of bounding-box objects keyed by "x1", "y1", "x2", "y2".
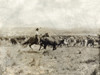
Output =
[{"x1": 0, "y1": 43, "x2": 99, "y2": 75}]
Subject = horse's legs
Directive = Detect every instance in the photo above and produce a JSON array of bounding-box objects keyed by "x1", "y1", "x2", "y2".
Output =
[
  {"x1": 29, "y1": 44, "x2": 33, "y2": 50},
  {"x1": 39, "y1": 44, "x2": 42, "y2": 50},
  {"x1": 92, "y1": 42, "x2": 94, "y2": 47},
  {"x1": 53, "y1": 44, "x2": 56, "y2": 50},
  {"x1": 44, "y1": 44, "x2": 47, "y2": 49},
  {"x1": 87, "y1": 42, "x2": 88, "y2": 47},
  {"x1": 39, "y1": 43, "x2": 44, "y2": 50}
]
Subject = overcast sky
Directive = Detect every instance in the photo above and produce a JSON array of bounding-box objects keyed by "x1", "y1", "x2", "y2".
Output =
[{"x1": 0, "y1": 0, "x2": 100, "y2": 30}]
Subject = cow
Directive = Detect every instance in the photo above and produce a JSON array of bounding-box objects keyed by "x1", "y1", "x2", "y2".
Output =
[
  {"x1": 66, "y1": 36, "x2": 76, "y2": 47},
  {"x1": 86, "y1": 38, "x2": 94, "y2": 47},
  {"x1": 39, "y1": 35, "x2": 64, "y2": 50},
  {"x1": 10, "y1": 38, "x2": 17, "y2": 45},
  {"x1": 73, "y1": 37, "x2": 85, "y2": 47},
  {"x1": 39, "y1": 37, "x2": 56, "y2": 50},
  {"x1": 57, "y1": 39, "x2": 65, "y2": 47}
]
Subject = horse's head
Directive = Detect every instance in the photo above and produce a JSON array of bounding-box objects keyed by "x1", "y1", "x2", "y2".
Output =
[{"x1": 42, "y1": 33, "x2": 49, "y2": 37}]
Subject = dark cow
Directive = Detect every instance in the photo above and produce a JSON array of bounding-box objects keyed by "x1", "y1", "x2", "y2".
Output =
[
  {"x1": 10, "y1": 38, "x2": 17, "y2": 45},
  {"x1": 57, "y1": 39, "x2": 65, "y2": 47},
  {"x1": 39, "y1": 35, "x2": 64, "y2": 50},
  {"x1": 87, "y1": 38, "x2": 94, "y2": 47},
  {"x1": 39, "y1": 37, "x2": 57, "y2": 50}
]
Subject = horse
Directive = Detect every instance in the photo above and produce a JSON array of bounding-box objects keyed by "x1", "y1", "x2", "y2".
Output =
[
  {"x1": 22, "y1": 33, "x2": 49, "y2": 50},
  {"x1": 22, "y1": 35, "x2": 38, "y2": 49}
]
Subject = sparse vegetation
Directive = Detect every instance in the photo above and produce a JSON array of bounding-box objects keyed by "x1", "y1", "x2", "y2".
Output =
[{"x1": 0, "y1": 28, "x2": 99, "y2": 75}]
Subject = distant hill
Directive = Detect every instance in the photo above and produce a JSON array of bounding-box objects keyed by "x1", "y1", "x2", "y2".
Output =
[{"x1": 0, "y1": 27, "x2": 99, "y2": 37}]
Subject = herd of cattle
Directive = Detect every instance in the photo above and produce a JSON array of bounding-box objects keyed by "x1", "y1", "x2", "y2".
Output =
[{"x1": 0, "y1": 34, "x2": 100, "y2": 50}]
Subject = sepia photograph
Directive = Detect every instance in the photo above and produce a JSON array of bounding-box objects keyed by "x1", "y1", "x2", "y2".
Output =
[{"x1": 0, "y1": 0, "x2": 100, "y2": 75}]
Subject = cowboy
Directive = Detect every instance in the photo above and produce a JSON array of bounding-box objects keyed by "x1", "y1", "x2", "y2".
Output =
[{"x1": 35, "y1": 28, "x2": 40, "y2": 44}]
